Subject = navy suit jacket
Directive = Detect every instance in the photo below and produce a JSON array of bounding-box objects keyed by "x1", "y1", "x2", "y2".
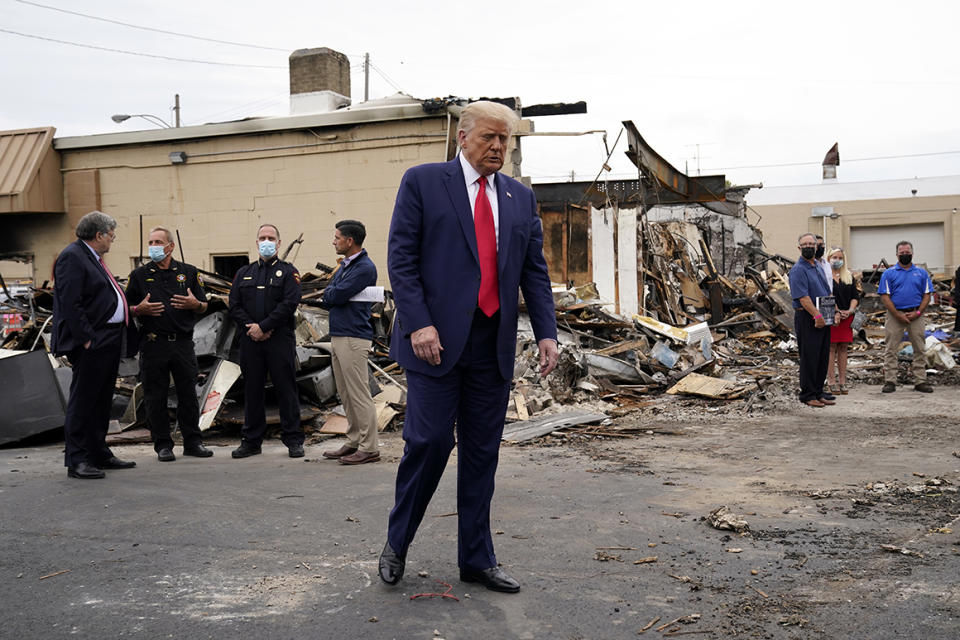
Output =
[
  {"x1": 51, "y1": 239, "x2": 136, "y2": 356},
  {"x1": 387, "y1": 158, "x2": 557, "y2": 380}
]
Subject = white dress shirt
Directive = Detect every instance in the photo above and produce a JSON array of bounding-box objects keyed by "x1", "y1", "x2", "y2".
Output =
[
  {"x1": 459, "y1": 153, "x2": 500, "y2": 249},
  {"x1": 83, "y1": 240, "x2": 126, "y2": 324}
]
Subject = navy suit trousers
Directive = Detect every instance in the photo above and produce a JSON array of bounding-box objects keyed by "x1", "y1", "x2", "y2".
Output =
[
  {"x1": 63, "y1": 327, "x2": 122, "y2": 466},
  {"x1": 238, "y1": 333, "x2": 304, "y2": 447},
  {"x1": 387, "y1": 310, "x2": 511, "y2": 571}
]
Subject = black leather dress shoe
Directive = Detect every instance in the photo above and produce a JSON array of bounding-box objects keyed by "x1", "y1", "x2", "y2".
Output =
[
  {"x1": 99, "y1": 456, "x2": 136, "y2": 469},
  {"x1": 821, "y1": 392, "x2": 836, "y2": 401},
  {"x1": 183, "y1": 444, "x2": 213, "y2": 457},
  {"x1": 288, "y1": 444, "x2": 304, "y2": 458},
  {"x1": 157, "y1": 448, "x2": 176, "y2": 462},
  {"x1": 231, "y1": 442, "x2": 261, "y2": 458},
  {"x1": 460, "y1": 566, "x2": 521, "y2": 593},
  {"x1": 378, "y1": 542, "x2": 405, "y2": 585},
  {"x1": 67, "y1": 461, "x2": 105, "y2": 479}
]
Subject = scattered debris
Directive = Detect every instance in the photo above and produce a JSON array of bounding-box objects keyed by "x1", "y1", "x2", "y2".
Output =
[
  {"x1": 594, "y1": 550, "x2": 624, "y2": 562},
  {"x1": 707, "y1": 506, "x2": 750, "y2": 533},
  {"x1": 633, "y1": 556, "x2": 658, "y2": 564},
  {"x1": 880, "y1": 544, "x2": 924, "y2": 558}
]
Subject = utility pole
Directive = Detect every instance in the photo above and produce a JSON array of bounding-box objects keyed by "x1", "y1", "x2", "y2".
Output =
[
  {"x1": 363, "y1": 53, "x2": 370, "y2": 102},
  {"x1": 174, "y1": 94, "x2": 181, "y2": 127}
]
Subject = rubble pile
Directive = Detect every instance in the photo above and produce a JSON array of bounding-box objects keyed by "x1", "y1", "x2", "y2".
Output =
[{"x1": 0, "y1": 228, "x2": 958, "y2": 447}]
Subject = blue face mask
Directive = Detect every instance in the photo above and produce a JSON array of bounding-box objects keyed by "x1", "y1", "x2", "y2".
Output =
[
  {"x1": 258, "y1": 240, "x2": 277, "y2": 258},
  {"x1": 148, "y1": 245, "x2": 168, "y2": 262}
]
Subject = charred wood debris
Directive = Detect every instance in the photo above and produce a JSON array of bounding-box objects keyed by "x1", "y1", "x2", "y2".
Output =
[
  {"x1": 2, "y1": 216, "x2": 959, "y2": 447},
  {"x1": 2, "y1": 228, "x2": 957, "y2": 450}
]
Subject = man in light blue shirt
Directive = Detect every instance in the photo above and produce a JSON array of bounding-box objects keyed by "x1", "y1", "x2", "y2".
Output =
[{"x1": 878, "y1": 240, "x2": 934, "y2": 393}]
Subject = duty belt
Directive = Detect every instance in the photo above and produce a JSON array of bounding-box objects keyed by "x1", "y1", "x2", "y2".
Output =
[{"x1": 145, "y1": 332, "x2": 193, "y2": 342}]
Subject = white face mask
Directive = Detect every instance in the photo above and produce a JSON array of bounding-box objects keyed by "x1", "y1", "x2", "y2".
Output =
[{"x1": 830, "y1": 259, "x2": 843, "y2": 270}]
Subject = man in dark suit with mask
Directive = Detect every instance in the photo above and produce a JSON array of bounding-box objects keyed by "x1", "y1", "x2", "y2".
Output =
[{"x1": 51, "y1": 210, "x2": 138, "y2": 479}]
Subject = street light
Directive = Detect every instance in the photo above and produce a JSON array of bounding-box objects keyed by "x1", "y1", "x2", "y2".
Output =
[{"x1": 110, "y1": 114, "x2": 173, "y2": 129}]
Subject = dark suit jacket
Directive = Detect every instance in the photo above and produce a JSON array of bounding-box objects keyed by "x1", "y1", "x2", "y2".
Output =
[
  {"x1": 388, "y1": 158, "x2": 557, "y2": 380},
  {"x1": 51, "y1": 239, "x2": 136, "y2": 356}
]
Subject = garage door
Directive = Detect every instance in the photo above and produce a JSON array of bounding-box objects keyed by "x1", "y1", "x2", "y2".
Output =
[{"x1": 848, "y1": 223, "x2": 944, "y2": 272}]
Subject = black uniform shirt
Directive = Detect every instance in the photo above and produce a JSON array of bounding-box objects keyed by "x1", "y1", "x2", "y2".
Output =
[
  {"x1": 228, "y1": 257, "x2": 301, "y2": 334},
  {"x1": 125, "y1": 259, "x2": 208, "y2": 335}
]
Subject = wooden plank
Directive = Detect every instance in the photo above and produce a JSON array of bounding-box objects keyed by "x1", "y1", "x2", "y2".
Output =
[
  {"x1": 502, "y1": 411, "x2": 607, "y2": 443},
  {"x1": 592, "y1": 339, "x2": 647, "y2": 357},
  {"x1": 666, "y1": 372, "x2": 741, "y2": 399}
]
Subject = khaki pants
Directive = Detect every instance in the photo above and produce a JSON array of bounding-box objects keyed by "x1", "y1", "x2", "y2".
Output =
[
  {"x1": 331, "y1": 336, "x2": 378, "y2": 453},
  {"x1": 883, "y1": 312, "x2": 926, "y2": 384}
]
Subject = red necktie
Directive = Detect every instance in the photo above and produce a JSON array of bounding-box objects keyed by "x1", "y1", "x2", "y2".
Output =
[
  {"x1": 474, "y1": 176, "x2": 499, "y2": 316},
  {"x1": 99, "y1": 256, "x2": 129, "y2": 325}
]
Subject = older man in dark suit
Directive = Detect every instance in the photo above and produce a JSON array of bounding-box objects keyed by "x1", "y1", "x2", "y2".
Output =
[
  {"x1": 51, "y1": 211, "x2": 137, "y2": 479},
  {"x1": 379, "y1": 101, "x2": 559, "y2": 593}
]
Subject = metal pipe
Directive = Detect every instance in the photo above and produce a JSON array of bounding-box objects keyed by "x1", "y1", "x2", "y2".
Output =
[{"x1": 367, "y1": 359, "x2": 406, "y2": 392}]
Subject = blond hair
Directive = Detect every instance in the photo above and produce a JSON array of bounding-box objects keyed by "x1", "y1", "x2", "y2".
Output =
[
  {"x1": 827, "y1": 247, "x2": 853, "y2": 285},
  {"x1": 458, "y1": 101, "x2": 519, "y2": 137}
]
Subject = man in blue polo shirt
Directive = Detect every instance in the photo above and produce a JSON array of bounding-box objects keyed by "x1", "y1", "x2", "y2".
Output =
[
  {"x1": 789, "y1": 232, "x2": 839, "y2": 407},
  {"x1": 319, "y1": 220, "x2": 381, "y2": 464},
  {"x1": 878, "y1": 240, "x2": 934, "y2": 393}
]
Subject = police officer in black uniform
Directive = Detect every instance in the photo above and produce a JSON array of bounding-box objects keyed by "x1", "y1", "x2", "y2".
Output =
[
  {"x1": 228, "y1": 223, "x2": 305, "y2": 459},
  {"x1": 125, "y1": 226, "x2": 214, "y2": 462}
]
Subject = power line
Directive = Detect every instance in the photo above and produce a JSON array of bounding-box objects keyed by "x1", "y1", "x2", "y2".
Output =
[
  {"x1": 0, "y1": 28, "x2": 284, "y2": 68},
  {"x1": 14, "y1": 0, "x2": 289, "y2": 51},
  {"x1": 703, "y1": 149, "x2": 960, "y2": 172},
  {"x1": 368, "y1": 62, "x2": 403, "y2": 92}
]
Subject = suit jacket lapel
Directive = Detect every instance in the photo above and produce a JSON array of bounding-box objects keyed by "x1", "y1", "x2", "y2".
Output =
[
  {"x1": 78, "y1": 239, "x2": 112, "y2": 287},
  {"x1": 442, "y1": 159, "x2": 479, "y2": 265},
  {"x1": 495, "y1": 173, "x2": 515, "y2": 273}
]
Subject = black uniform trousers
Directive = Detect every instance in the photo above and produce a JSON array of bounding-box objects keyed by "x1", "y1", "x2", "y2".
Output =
[
  {"x1": 795, "y1": 309, "x2": 830, "y2": 402},
  {"x1": 63, "y1": 325, "x2": 122, "y2": 467},
  {"x1": 239, "y1": 331, "x2": 303, "y2": 447},
  {"x1": 387, "y1": 310, "x2": 511, "y2": 571},
  {"x1": 140, "y1": 337, "x2": 202, "y2": 451}
]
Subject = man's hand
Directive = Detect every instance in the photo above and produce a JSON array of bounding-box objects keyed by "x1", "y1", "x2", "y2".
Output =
[
  {"x1": 411, "y1": 326, "x2": 443, "y2": 365},
  {"x1": 900, "y1": 311, "x2": 914, "y2": 323},
  {"x1": 135, "y1": 293, "x2": 164, "y2": 317},
  {"x1": 171, "y1": 289, "x2": 202, "y2": 311},
  {"x1": 814, "y1": 316, "x2": 825, "y2": 329},
  {"x1": 245, "y1": 323, "x2": 268, "y2": 341},
  {"x1": 538, "y1": 338, "x2": 559, "y2": 377},
  {"x1": 83, "y1": 340, "x2": 91, "y2": 349}
]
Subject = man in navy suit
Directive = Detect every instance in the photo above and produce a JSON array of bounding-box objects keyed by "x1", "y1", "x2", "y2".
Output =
[
  {"x1": 380, "y1": 101, "x2": 559, "y2": 593},
  {"x1": 51, "y1": 211, "x2": 138, "y2": 479}
]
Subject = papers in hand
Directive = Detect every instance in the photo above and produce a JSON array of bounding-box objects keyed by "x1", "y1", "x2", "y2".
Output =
[
  {"x1": 816, "y1": 295, "x2": 836, "y2": 326},
  {"x1": 348, "y1": 286, "x2": 385, "y2": 303}
]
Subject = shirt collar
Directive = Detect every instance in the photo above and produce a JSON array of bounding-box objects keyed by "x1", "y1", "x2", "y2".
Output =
[
  {"x1": 459, "y1": 152, "x2": 496, "y2": 189},
  {"x1": 341, "y1": 249, "x2": 363, "y2": 268},
  {"x1": 258, "y1": 256, "x2": 278, "y2": 268}
]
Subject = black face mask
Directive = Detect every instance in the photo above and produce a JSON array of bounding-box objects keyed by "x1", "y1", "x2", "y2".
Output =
[
  {"x1": 815, "y1": 245, "x2": 825, "y2": 259},
  {"x1": 898, "y1": 254, "x2": 912, "y2": 266},
  {"x1": 801, "y1": 247, "x2": 816, "y2": 260}
]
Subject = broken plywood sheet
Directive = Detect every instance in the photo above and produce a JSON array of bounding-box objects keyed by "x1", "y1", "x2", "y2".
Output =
[
  {"x1": 634, "y1": 315, "x2": 690, "y2": 344},
  {"x1": 666, "y1": 372, "x2": 744, "y2": 399},
  {"x1": 502, "y1": 411, "x2": 607, "y2": 443},
  {"x1": 319, "y1": 414, "x2": 349, "y2": 435},
  {"x1": 198, "y1": 359, "x2": 242, "y2": 431}
]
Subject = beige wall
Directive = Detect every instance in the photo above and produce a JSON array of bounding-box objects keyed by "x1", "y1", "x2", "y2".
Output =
[
  {"x1": 753, "y1": 194, "x2": 959, "y2": 273},
  {"x1": 30, "y1": 117, "x2": 452, "y2": 284}
]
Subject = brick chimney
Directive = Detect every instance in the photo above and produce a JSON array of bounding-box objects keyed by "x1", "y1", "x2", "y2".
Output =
[{"x1": 289, "y1": 47, "x2": 351, "y2": 115}]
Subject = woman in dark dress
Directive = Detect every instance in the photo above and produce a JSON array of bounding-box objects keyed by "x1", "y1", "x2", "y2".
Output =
[{"x1": 826, "y1": 247, "x2": 860, "y2": 394}]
